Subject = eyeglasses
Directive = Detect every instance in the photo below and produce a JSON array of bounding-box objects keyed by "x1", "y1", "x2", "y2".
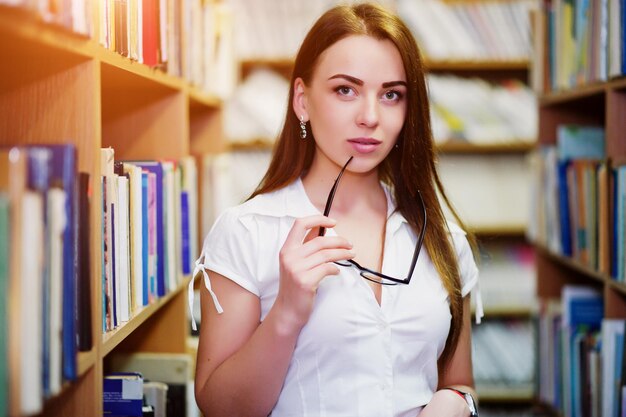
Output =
[{"x1": 318, "y1": 156, "x2": 427, "y2": 285}]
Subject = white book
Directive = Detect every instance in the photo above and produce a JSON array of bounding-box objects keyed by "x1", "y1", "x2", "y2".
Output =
[
  {"x1": 202, "y1": 1, "x2": 216, "y2": 92},
  {"x1": 47, "y1": 188, "x2": 66, "y2": 396},
  {"x1": 123, "y1": 163, "x2": 144, "y2": 311},
  {"x1": 608, "y1": 0, "x2": 622, "y2": 77},
  {"x1": 20, "y1": 191, "x2": 44, "y2": 415},
  {"x1": 159, "y1": 0, "x2": 168, "y2": 64},
  {"x1": 101, "y1": 148, "x2": 116, "y2": 330},
  {"x1": 602, "y1": 319, "x2": 626, "y2": 417},
  {"x1": 117, "y1": 176, "x2": 131, "y2": 322},
  {"x1": 111, "y1": 172, "x2": 121, "y2": 328},
  {"x1": 162, "y1": 161, "x2": 177, "y2": 292},
  {"x1": 137, "y1": 0, "x2": 143, "y2": 63}
]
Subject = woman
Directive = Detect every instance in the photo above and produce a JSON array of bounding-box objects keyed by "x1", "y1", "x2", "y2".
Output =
[{"x1": 192, "y1": 3, "x2": 482, "y2": 416}]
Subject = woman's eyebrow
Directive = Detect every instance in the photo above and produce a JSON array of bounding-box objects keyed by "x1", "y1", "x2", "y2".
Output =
[
  {"x1": 328, "y1": 74, "x2": 407, "y2": 89},
  {"x1": 382, "y1": 80, "x2": 407, "y2": 88},
  {"x1": 329, "y1": 74, "x2": 363, "y2": 85}
]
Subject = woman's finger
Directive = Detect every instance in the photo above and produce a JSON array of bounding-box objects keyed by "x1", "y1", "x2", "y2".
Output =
[
  {"x1": 283, "y1": 215, "x2": 337, "y2": 248},
  {"x1": 300, "y1": 249, "x2": 355, "y2": 273},
  {"x1": 300, "y1": 235, "x2": 353, "y2": 257}
]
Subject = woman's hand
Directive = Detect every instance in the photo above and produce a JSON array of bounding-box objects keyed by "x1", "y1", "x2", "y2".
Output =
[
  {"x1": 418, "y1": 389, "x2": 471, "y2": 417},
  {"x1": 272, "y1": 214, "x2": 354, "y2": 334}
]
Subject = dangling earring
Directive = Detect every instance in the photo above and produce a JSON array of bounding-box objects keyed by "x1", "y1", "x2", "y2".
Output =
[{"x1": 299, "y1": 115, "x2": 307, "y2": 139}]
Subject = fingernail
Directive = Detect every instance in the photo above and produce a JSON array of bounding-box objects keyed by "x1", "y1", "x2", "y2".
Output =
[{"x1": 348, "y1": 250, "x2": 356, "y2": 257}]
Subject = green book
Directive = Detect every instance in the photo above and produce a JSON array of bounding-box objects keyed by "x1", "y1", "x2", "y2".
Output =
[{"x1": 0, "y1": 192, "x2": 8, "y2": 417}]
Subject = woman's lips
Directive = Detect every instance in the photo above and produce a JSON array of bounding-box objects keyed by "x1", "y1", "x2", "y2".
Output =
[{"x1": 347, "y1": 138, "x2": 382, "y2": 154}]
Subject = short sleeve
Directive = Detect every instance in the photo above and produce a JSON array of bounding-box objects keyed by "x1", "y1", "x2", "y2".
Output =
[
  {"x1": 452, "y1": 229, "x2": 483, "y2": 324},
  {"x1": 199, "y1": 208, "x2": 260, "y2": 297},
  {"x1": 456, "y1": 234, "x2": 479, "y2": 298}
]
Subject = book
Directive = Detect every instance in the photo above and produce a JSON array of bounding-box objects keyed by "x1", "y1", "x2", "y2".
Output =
[
  {"x1": 123, "y1": 163, "x2": 144, "y2": 312},
  {"x1": 111, "y1": 352, "x2": 196, "y2": 417},
  {"x1": 19, "y1": 191, "x2": 45, "y2": 415},
  {"x1": 77, "y1": 172, "x2": 93, "y2": 351},
  {"x1": 25, "y1": 144, "x2": 79, "y2": 382},
  {"x1": 0, "y1": 192, "x2": 8, "y2": 417},
  {"x1": 103, "y1": 372, "x2": 144, "y2": 417},
  {"x1": 557, "y1": 124, "x2": 606, "y2": 161},
  {"x1": 143, "y1": 381, "x2": 168, "y2": 417},
  {"x1": 128, "y1": 161, "x2": 165, "y2": 297},
  {"x1": 47, "y1": 187, "x2": 67, "y2": 397}
]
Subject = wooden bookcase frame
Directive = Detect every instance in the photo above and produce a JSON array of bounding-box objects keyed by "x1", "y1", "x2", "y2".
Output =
[{"x1": 0, "y1": 5, "x2": 223, "y2": 416}]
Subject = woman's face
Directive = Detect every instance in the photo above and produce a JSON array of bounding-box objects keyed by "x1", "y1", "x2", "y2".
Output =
[{"x1": 294, "y1": 35, "x2": 408, "y2": 174}]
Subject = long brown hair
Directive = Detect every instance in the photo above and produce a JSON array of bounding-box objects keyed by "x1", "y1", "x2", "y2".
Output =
[{"x1": 251, "y1": 3, "x2": 474, "y2": 370}]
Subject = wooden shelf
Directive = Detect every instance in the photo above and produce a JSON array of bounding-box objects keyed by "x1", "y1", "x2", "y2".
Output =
[
  {"x1": 226, "y1": 139, "x2": 536, "y2": 155},
  {"x1": 437, "y1": 141, "x2": 535, "y2": 154},
  {"x1": 540, "y1": 76, "x2": 626, "y2": 105},
  {"x1": 534, "y1": 243, "x2": 608, "y2": 285},
  {"x1": 480, "y1": 305, "x2": 537, "y2": 317},
  {"x1": 425, "y1": 59, "x2": 530, "y2": 71},
  {"x1": 101, "y1": 277, "x2": 191, "y2": 357},
  {"x1": 239, "y1": 57, "x2": 529, "y2": 79},
  {"x1": 469, "y1": 225, "x2": 527, "y2": 236},
  {"x1": 477, "y1": 384, "x2": 535, "y2": 402}
]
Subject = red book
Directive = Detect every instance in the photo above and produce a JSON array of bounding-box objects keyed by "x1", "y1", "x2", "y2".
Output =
[{"x1": 142, "y1": 0, "x2": 158, "y2": 66}]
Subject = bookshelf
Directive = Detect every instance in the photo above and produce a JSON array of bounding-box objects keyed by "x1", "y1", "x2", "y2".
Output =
[
  {"x1": 529, "y1": 0, "x2": 626, "y2": 409},
  {"x1": 532, "y1": 77, "x2": 626, "y2": 415},
  {"x1": 0, "y1": 3, "x2": 223, "y2": 416}
]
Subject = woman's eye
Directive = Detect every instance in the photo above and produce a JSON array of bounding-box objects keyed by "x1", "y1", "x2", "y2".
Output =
[
  {"x1": 335, "y1": 86, "x2": 355, "y2": 96},
  {"x1": 383, "y1": 90, "x2": 403, "y2": 101}
]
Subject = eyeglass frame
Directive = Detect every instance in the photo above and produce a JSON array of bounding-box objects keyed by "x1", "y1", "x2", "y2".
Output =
[{"x1": 317, "y1": 156, "x2": 427, "y2": 285}]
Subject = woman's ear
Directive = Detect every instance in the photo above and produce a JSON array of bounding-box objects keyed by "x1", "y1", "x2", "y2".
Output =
[{"x1": 292, "y1": 77, "x2": 308, "y2": 121}]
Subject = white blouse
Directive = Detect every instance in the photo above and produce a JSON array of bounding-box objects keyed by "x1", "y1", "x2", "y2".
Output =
[{"x1": 190, "y1": 178, "x2": 482, "y2": 417}]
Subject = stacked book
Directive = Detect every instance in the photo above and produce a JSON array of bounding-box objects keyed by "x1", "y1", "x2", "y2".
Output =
[{"x1": 100, "y1": 149, "x2": 199, "y2": 332}]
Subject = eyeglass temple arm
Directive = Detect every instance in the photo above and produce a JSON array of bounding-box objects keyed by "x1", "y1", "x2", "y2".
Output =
[
  {"x1": 318, "y1": 156, "x2": 353, "y2": 237},
  {"x1": 405, "y1": 190, "x2": 427, "y2": 278}
]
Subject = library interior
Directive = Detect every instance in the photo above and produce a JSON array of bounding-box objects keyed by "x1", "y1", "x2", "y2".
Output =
[{"x1": 0, "y1": 0, "x2": 622, "y2": 416}]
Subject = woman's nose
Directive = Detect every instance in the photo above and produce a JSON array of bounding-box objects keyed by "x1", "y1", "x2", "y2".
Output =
[{"x1": 356, "y1": 95, "x2": 379, "y2": 128}]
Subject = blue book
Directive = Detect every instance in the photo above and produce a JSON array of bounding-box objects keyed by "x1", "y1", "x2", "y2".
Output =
[
  {"x1": 615, "y1": 332, "x2": 625, "y2": 417},
  {"x1": 103, "y1": 373, "x2": 143, "y2": 417},
  {"x1": 612, "y1": 167, "x2": 619, "y2": 279},
  {"x1": 557, "y1": 125, "x2": 605, "y2": 161},
  {"x1": 127, "y1": 162, "x2": 165, "y2": 297},
  {"x1": 36, "y1": 145, "x2": 78, "y2": 382},
  {"x1": 141, "y1": 172, "x2": 149, "y2": 306},
  {"x1": 180, "y1": 192, "x2": 191, "y2": 275},
  {"x1": 558, "y1": 160, "x2": 573, "y2": 256}
]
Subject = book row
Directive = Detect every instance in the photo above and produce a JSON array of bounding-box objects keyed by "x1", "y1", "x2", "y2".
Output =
[
  {"x1": 528, "y1": 124, "x2": 626, "y2": 279},
  {"x1": 99, "y1": 0, "x2": 237, "y2": 98},
  {"x1": 0, "y1": 0, "x2": 238, "y2": 99},
  {"x1": 533, "y1": 0, "x2": 626, "y2": 93},
  {"x1": 0, "y1": 144, "x2": 200, "y2": 417},
  {"x1": 0, "y1": 0, "x2": 91, "y2": 36},
  {"x1": 0, "y1": 145, "x2": 89, "y2": 416},
  {"x1": 228, "y1": 0, "x2": 533, "y2": 62},
  {"x1": 398, "y1": 0, "x2": 533, "y2": 61},
  {"x1": 537, "y1": 286, "x2": 626, "y2": 417},
  {"x1": 100, "y1": 149, "x2": 199, "y2": 332}
]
